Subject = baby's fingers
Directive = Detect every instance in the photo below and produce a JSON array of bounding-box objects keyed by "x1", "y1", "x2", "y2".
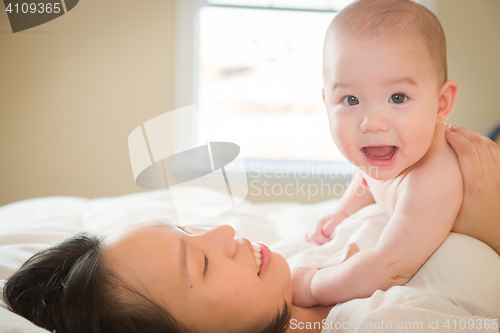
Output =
[
  {"x1": 307, "y1": 231, "x2": 330, "y2": 245},
  {"x1": 322, "y1": 219, "x2": 338, "y2": 238},
  {"x1": 306, "y1": 229, "x2": 330, "y2": 245}
]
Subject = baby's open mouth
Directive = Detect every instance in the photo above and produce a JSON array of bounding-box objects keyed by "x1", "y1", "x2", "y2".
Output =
[{"x1": 362, "y1": 146, "x2": 397, "y2": 160}]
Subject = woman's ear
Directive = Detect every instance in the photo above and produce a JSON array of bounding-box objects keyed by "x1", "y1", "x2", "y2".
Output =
[
  {"x1": 436, "y1": 80, "x2": 459, "y2": 123},
  {"x1": 322, "y1": 87, "x2": 325, "y2": 103}
]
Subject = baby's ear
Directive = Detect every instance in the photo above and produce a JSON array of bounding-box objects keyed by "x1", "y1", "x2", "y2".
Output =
[
  {"x1": 436, "y1": 80, "x2": 459, "y2": 123},
  {"x1": 322, "y1": 87, "x2": 325, "y2": 103}
]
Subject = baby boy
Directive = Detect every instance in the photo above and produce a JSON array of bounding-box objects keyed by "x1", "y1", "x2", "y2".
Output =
[{"x1": 292, "y1": 0, "x2": 462, "y2": 306}]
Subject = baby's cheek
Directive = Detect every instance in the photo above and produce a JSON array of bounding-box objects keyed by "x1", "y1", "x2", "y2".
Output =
[
  {"x1": 330, "y1": 122, "x2": 356, "y2": 161},
  {"x1": 328, "y1": 114, "x2": 342, "y2": 141},
  {"x1": 408, "y1": 123, "x2": 434, "y2": 148}
]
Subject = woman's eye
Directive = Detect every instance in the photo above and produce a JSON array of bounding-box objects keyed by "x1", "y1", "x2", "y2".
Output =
[
  {"x1": 176, "y1": 226, "x2": 192, "y2": 235},
  {"x1": 342, "y1": 95, "x2": 359, "y2": 106},
  {"x1": 389, "y1": 93, "x2": 408, "y2": 104},
  {"x1": 203, "y1": 255, "x2": 208, "y2": 276}
]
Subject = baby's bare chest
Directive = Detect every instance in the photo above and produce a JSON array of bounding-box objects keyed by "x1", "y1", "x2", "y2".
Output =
[{"x1": 362, "y1": 173, "x2": 408, "y2": 217}]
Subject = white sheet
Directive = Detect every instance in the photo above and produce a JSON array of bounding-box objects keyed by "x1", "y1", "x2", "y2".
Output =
[
  {"x1": 322, "y1": 286, "x2": 498, "y2": 333},
  {"x1": 1, "y1": 187, "x2": 499, "y2": 333},
  {"x1": 270, "y1": 203, "x2": 500, "y2": 332},
  {"x1": 318, "y1": 232, "x2": 500, "y2": 332}
]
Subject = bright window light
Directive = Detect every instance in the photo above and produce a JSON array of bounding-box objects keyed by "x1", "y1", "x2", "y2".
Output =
[
  {"x1": 207, "y1": 0, "x2": 355, "y2": 11},
  {"x1": 197, "y1": 6, "x2": 348, "y2": 161}
]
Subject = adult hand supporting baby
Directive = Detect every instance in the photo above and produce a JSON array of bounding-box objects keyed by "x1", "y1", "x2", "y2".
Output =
[{"x1": 445, "y1": 125, "x2": 500, "y2": 256}]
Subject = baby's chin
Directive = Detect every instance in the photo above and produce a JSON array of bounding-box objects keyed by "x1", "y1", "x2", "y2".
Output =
[
  {"x1": 361, "y1": 168, "x2": 403, "y2": 181},
  {"x1": 355, "y1": 160, "x2": 415, "y2": 181}
]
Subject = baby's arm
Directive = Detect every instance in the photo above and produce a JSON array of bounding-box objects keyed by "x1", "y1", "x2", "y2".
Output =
[
  {"x1": 307, "y1": 172, "x2": 375, "y2": 244},
  {"x1": 299, "y1": 158, "x2": 463, "y2": 306}
]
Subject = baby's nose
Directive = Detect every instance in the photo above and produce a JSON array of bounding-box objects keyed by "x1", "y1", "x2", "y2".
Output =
[{"x1": 360, "y1": 111, "x2": 390, "y2": 133}]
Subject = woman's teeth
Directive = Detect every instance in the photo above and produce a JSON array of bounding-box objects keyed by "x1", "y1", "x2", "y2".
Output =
[{"x1": 252, "y1": 244, "x2": 262, "y2": 274}]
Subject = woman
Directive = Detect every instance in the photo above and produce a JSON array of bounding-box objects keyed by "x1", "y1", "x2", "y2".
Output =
[
  {"x1": 3, "y1": 126, "x2": 500, "y2": 333},
  {"x1": 446, "y1": 126, "x2": 500, "y2": 254}
]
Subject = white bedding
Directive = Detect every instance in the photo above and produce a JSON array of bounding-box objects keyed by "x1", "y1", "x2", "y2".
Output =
[{"x1": 1, "y1": 187, "x2": 499, "y2": 332}]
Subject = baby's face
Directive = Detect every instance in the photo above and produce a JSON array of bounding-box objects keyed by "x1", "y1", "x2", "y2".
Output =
[{"x1": 323, "y1": 35, "x2": 441, "y2": 180}]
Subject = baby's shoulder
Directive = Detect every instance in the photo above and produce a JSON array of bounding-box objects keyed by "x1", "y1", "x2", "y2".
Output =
[
  {"x1": 396, "y1": 129, "x2": 463, "y2": 212},
  {"x1": 405, "y1": 132, "x2": 462, "y2": 189},
  {"x1": 412, "y1": 147, "x2": 456, "y2": 175}
]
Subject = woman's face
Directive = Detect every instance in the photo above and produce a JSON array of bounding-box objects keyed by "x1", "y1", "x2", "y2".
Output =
[{"x1": 103, "y1": 220, "x2": 292, "y2": 332}]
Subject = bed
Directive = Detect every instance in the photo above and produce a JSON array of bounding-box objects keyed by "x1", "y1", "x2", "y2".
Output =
[{"x1": 1, "y1": 187, "x2": 499, "y2": 332}]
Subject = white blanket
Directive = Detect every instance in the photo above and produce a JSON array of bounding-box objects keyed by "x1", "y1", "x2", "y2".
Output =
[
  {"x1": 1, "y1": 187, "x2": 499, "y2": 332},
  {"x1": 271, "y1": 203, "x2": 500, "y2": 332}
]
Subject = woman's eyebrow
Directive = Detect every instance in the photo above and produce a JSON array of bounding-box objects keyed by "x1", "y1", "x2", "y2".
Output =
[
  {"x1": 149, "y1": 221, "x2": 191, "y2": 282},
  {"x1": 179, "y1": 236, "x2": 188, "y2": 280}
]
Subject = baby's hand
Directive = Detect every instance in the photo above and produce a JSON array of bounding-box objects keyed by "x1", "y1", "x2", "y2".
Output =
[
  {"x1": 291, "y1": 266, "x2": 318, "y2": 308},
  {"x1": 306, "y1": 211, "x2": 349, "y2": 245}
]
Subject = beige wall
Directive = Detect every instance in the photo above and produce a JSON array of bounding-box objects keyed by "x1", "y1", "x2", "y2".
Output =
[
  {"x1": 0, "y1": 1, "x2": 176, "y2": 206},
  {"x1": 1, "y1": 0, "x2": 499, "y2": 206},
  {"x1": 437, "y1": 0, "x2": 500, "y2": 133}
]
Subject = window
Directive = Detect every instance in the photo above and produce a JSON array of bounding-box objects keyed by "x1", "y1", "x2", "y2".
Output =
[{"x1": 174, "y1": 0, "x2": 356, "y2": 177}]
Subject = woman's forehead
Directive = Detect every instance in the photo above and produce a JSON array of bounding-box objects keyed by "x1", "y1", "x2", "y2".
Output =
[
  {"x1": 103, "y1": 220, "x2": 188, "y2": 295},
  {"x1": 104, "y1": 219, "x2": 174, "y2": 243},
  {"x1": 104, "y1": 220, "x2": 181, "y2": 265}
]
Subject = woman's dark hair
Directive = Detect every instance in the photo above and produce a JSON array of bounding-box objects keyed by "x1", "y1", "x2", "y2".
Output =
[{"x1": 2, "y1": 232, "x2": 291, "y2": 333}]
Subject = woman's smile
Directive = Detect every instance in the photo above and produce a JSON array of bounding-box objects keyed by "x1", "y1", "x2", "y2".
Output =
[
  {"x1": 103, "y1": 219, "x2": 292, "y2": 332},
  {"x1": 251, "y1": 242, "x2": 262, "y2": 274},
  {"x1": 256, "y1": 242, "x2": 272, "y2": 277}
]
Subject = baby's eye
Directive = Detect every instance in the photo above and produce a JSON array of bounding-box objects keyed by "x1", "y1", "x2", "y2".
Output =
[
  {"x1": 389, "y1": 93, "x2": 408, "y2": 104},
  {"x1": 341, "y1": 95, "x2": 359, "y2": 106}
]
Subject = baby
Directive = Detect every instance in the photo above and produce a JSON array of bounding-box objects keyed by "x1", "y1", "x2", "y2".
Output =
[{"x1": 292, "y1": 0, "x2": 462, "y2": 306}]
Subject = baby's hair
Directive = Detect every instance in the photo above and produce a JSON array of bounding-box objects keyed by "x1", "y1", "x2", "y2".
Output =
[{"x1": 323, "y1": 0, "x2": 447, "y2": 85}]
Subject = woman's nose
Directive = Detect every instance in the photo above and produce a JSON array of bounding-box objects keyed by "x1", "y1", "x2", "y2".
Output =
[
  {"x1": 201, "y1": 225, "x2": 236, "y2": 257},
  {"x1": 360, "y1": 110, "x2": 390, "y2": 133}
]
